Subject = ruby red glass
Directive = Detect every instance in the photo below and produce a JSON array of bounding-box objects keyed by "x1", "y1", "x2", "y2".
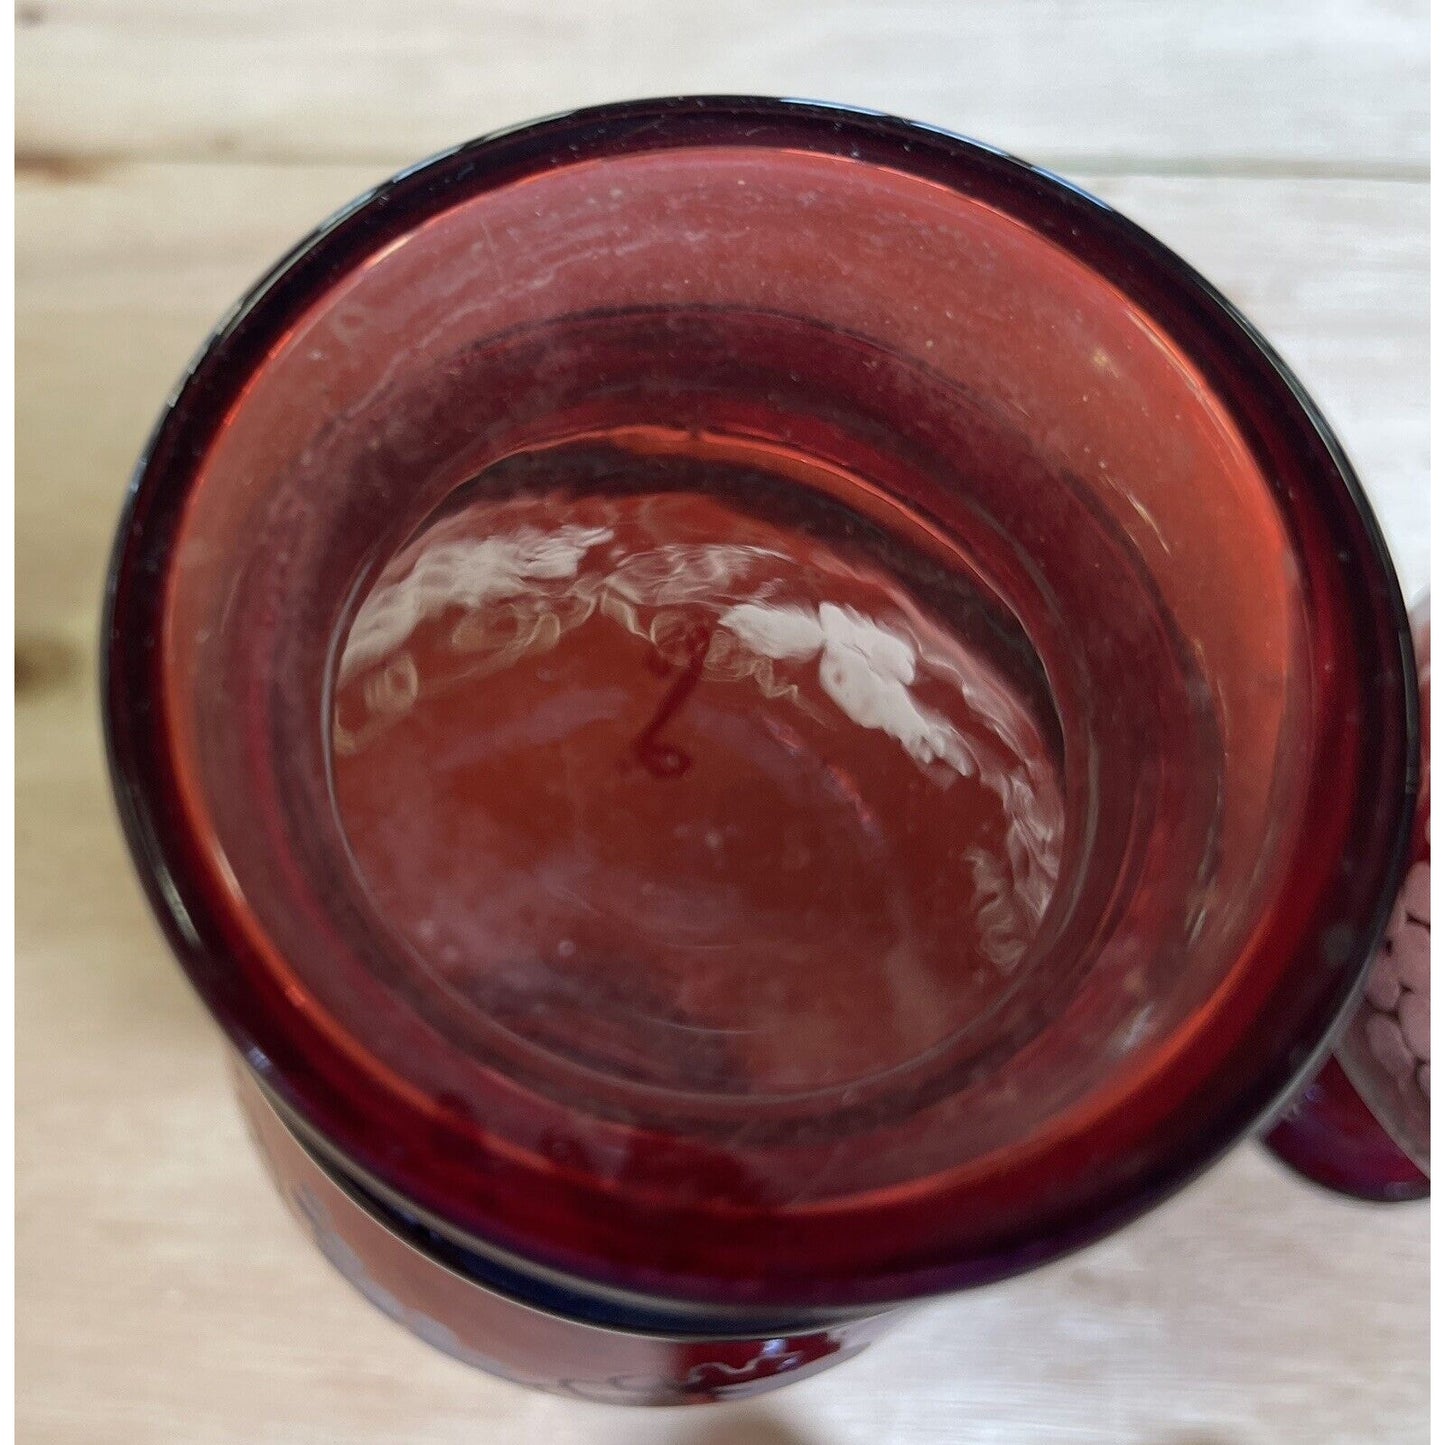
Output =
[
  {"x1": 1265, "y1": 599, "x2": 1428, "y2": 1201},
  {"x1": 103, "y1": 98, "x2": 1419, "y2": 1403}
]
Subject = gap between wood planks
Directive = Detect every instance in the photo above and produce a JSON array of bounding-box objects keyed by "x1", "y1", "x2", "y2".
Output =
[{"x1": 14, "y1": 146, "x2": 1431, "y2": 187}]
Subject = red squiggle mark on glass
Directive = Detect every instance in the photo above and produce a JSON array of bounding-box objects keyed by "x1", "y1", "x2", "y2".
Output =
[{"x1": 631, "y1": 622, "x2": 714, "y2": 778}]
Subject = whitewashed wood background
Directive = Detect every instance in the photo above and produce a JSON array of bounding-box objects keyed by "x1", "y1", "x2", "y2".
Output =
[{"x1": 16, "y1": 3, "x2": 1428, "y2": 1442}]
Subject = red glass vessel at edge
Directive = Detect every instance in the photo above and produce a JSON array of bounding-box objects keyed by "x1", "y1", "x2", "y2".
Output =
[
  {"x1": 103, "y1": 99, "x2": 1419, "y2": 1404},
  {"x1": 1266, "y1": 600, "x2": 1428, "y2": 1201}
]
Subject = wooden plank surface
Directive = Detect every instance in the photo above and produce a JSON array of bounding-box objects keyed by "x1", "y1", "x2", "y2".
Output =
[
  {"x1": 16, "y1": 6, "x2": 1429, "y2": 1441},
  {"x1": 17, "y1": 0, "x2": 1428, "y2": 174}
]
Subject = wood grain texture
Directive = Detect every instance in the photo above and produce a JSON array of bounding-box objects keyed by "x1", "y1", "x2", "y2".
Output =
[
  {"x1": 16, "y1": 5, "x2": 1429, "y2": 1438},
  {"x1": 17, "y1": 0, "x2": 1427, "y2": 173}
]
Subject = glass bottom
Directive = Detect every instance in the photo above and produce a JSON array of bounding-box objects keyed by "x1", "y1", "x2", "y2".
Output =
[
  {"x1": 1263, "y1": 1057, "x2": 1428, "y2": 1204},
  {"x1": 232, "y1": 1059, "x2": 899, "y2": 1404}
]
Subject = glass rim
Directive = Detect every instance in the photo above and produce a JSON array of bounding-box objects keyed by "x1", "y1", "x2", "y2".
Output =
[{"x1": 101, "y1": 95, "x2": 1420, "y2": 1313}]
